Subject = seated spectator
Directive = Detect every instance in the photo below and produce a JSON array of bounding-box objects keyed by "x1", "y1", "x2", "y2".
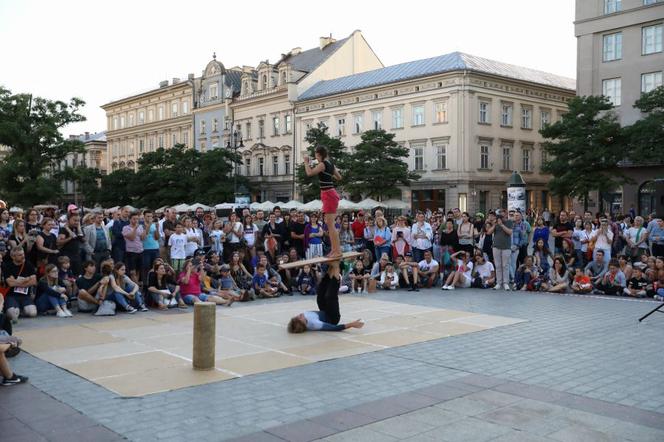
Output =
[
  {"x1": 2, "y1": 247, "x2": 38, "y2": 323},
  {"x1": 560, "y1": 239, "x2": 576, "y2": 270},
  {"x1": 442, "y1": 251, "x2": 473, "y2": 290},
  {"x1": 515, "y1": 256, "x2": 539, "y2": 291},
  {"x1": 585, "y1": 250, "x2": 608, "y2": 286},
  {"x1": 594, "y1": 259, "x2": 626, "y2": 295},
  {"x1": 379, "y1": 263, "x2": 399, "y2": 290},
  {"x1": 349, "y1": 259, "x2": 369, "y2": 294},
  {"x1": 57, "y1": 256, "x2": 76, "y2": 299},
  {"x1": 297, "y1": 264, "x2": 317, "y2": 296},
  {"x1": 624, "y1": 266, "x2": 649, "y2": 298},
  {"x1": 533, "y1": 239, "x2": 552, "y2": 276},
  {"x1": 178, "y1": 259, "x2": 231, "y2": 306},
  {"x1": 572, "y1": 267, "x2": 593, "y2": 294},
  {"x1": 76, "y1": 261, "x2": 107, "y2": 313},
  {"x1": 417, "y1": 250, "x2": 439, "y2": 288},
  {"x1": 229, "y1": 251, "x2": 253, "y2": 293},
  {"x1": 253, "y1": 262, "x2": 279, "y2": 298},
  {"x1": 108, "y1": 262, "x2": 148, "y2": 313},
  {"x1": 471, "y1": 253, "x2": 496, "y2": 289},
  {"x1": 360, "y1": 248, "x2": 374, "y2": 272},
  {"x1": 36, "y1": 264, "x2": 72, "y2": 317},
  {"x1": 396, "y1": 254, "x2": 419, "y2": 292},
  {"x1": 0, "y1": 335, "x2": 28, "y2": 386},
  {"x1": 652, "y1": 257, "x2": 664, "y2": 301},
  {"x1": 371, "y1": 253, "x2": 390, "y2": 280},
  {"x1": 617, "y1": 255, "x2": 633, "y2": 282},
  {"x1": 148, "y1": 262, "x2": 185, "y2": 309},
  {"x1": 217, "y1": 264, "x2": 250, "y2": 302},
  {"x1": 541, "y1": 256, "x2": 569, "y2": 293},
  {"x1": 644, "y1": 256, "x2": 657, "y2": 282},
  {"x1": 256, "y1": 255, "x2": 289, "y2": 294}
]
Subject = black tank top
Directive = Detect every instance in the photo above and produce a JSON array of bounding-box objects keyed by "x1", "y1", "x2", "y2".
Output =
[{"x1": 319, "y1": 160, "x2": 335, "y2": 190}]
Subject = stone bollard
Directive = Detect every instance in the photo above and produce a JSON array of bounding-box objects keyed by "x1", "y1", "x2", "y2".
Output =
[{"x1": 193, "y1": 302, "x2": 216, "y2": 370}]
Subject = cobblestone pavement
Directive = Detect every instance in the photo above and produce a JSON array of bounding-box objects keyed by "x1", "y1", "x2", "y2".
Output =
[{"x1": 4, "y1": 288, "x2": 664, "y2": 441}]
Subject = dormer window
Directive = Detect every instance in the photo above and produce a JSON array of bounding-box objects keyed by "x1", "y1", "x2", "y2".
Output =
[
  {"x1": 261, "y1": 74, "x2": 268, "y2": 89},
  {"x1": 209, "y1": 83, "x2": 218, "y2": 100},
  {"x1": 281, "y1": 71, "x2": 287, "y2": 85},
  {"x1": 242, "y1": 80, "x2": 248, "y2": 94}
]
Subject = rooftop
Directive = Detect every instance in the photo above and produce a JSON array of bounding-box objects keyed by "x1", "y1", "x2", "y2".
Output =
[
  {"x1": 298, "y1": 51, "x2": 576, "y2": 101},
  {"x1": 278, "y1": 36, "x2": 349, "y2": 73}
]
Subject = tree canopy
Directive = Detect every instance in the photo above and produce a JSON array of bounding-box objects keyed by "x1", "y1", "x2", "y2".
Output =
[{"x1": 625, "y1": 85, "x2": 664, "y2": 164}]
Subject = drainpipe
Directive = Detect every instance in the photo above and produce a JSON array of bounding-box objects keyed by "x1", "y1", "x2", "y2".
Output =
[{"x1": 292, "y1": 102, "x2": 296, "y2": 200}]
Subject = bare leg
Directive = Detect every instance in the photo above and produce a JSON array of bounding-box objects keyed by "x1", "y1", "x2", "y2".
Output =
[
  {"x1": 0, "y1": 344, "x2": 14, "y2": 378},
  {"x1": 324, "y1": 213, "x2": 341, "y2": 258}
]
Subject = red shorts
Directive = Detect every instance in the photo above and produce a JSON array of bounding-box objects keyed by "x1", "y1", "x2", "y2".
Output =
[{"x1": 321, "y1": 188, "x2": 340, "y2": 214}]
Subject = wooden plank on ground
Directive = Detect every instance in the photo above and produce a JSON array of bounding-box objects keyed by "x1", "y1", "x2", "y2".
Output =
[{"x1": 278, "y1": 252, "x2": 362, "y2": 270}]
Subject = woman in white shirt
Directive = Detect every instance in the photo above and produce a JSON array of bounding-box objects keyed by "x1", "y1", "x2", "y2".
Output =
[
  {"x1": 242, "y1": 214, "x2": 258, "y2": 255},
  {"x1": 183, "y1": 217, "x2": 202, "y2": 258},
  {"x1": 225, "y1": 212, "x2": 243, "y2": 260},
  {"x1": 589, "y1": 218, "x2": 613, "y2": 264},
  {"x1": 624, "y1": 216, "x2": 649, "y2": 259}
]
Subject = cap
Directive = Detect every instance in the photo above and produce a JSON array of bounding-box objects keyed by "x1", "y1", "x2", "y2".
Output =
[
  {"x1": 220, "y1": 264, "x2": 230, "y2": 271},
  {"x1": 67, "y1": 204, "x2": 78, "y2": 212},
  {"x1": 357, "y1": 210, "x2": 364, "y2": 216},
  {"x1": 194, "y1": 249, "x2": 206, "y2": 256}
]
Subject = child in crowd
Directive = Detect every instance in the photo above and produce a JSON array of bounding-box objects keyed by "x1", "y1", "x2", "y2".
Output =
[
  {"x1": 349, "y1": 259, "x2": 369, "y2": 294},
  {"x1": 297, "y1": 264, "x2": 317, "y2": 295},
  {"x1": 379, "y1": 263, "x2": 399, "y2": 290},
  {"x1": 572, "y1": 267, "x2": 593, "y2": 294},
  {"x1": 253, "y1": 263, "x2": 279, "y2": 298},
  {"x1": 624, "y1": 266, "x2": 649, "y2": 298},
  {"x1": 168, "y1": 223, "x2": 187, "y2": 274},
  {"x1": 442, "y1": 251, "x2": 474, "y2": 290},
  {"x1": 57, "y1": 256, "x2": 76, "y2": 299},
  {"x1": 594, "y1": 259, "x2": 626, "y2": 295},
  {"x1": 218, "y1": 264, "x2": 251, "y2": 302}
]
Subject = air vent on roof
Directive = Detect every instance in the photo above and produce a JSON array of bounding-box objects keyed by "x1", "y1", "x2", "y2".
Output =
[
  {"x1": 172, "y1": 78, "x2": 180, "y2": 85},
  {"x1": 159, "y1": 80, "x2": 169, "y2": 88},
  {"x1": 188, "y1": 73, "x2": 195, "y2": 80},
  {"x1": 290, "y1": 47, "x2": 302, "y2": 56}
]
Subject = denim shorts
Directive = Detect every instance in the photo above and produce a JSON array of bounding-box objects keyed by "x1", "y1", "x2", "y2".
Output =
[{"x1": 182, "y1": 293, "x2": 209, "y2": 304}]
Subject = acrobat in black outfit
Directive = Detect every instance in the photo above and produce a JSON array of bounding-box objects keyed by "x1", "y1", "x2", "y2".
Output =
[{"x1": 287, "y1": 263, "x2": 364, "y2": 333}]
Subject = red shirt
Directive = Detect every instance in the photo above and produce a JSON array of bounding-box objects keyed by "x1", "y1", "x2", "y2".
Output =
[
  {"x1": 178, "y1": 271, "x2": 202, "y2": 295},
  {"x1": 351, "y1": 220, "x2": 365, "y2": 240}
]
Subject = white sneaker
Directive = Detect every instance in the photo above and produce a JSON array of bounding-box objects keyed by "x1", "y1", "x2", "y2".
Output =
[
  {"x1": 492, "y1": 285, "x2": 501, "y2": 290},
  {"x1": 64, "y1": 308, "x2": 73, "y2": 317},
  {"x1": 504, "y1": 283, "x2": 511, "y2": 291},
  {"x1": 447, "y1": 285, "x2": 455, "y2": 290},
  {"x1": 56, "y1": 310, "x2": 67, "y2": 318},
  {"x1": 441, "y1": 285, "x2": 448, "y2": 290}
]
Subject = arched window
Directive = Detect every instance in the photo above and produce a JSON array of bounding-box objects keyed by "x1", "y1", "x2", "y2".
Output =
[
  {"x1": 119, "y1": 161, "x2": 126, "y2": 169},
  {"x1": 127, "y1": 160, "x2": 135, "y2": 170},
  {"x1": 262, "y1": 74, "x2": 267, "y2": 89}
]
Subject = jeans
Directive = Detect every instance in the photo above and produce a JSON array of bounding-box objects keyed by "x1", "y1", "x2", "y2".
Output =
[
  {"x1": 92, "y1": 250, "x2": 110, "y2": 270},
  {"x1": 509, "y1": 246, "x2": 520, "y2": 283},
  {"x1": 109, "y1": 284, "x2": 144, "y2": 309},
  {"x1": 493, "y1": 247, "x2": 511, "y2": 286},
  {"x1": 35, "y1": 294, "x2": 66, "y2": 313},
  {"x1": 515, "y1": 271, "x2": 533, "y2": 290},
  {"x1": 374, "y1": 245, "x2": 391, "y2": 262},
  {"x1": 142, "y1": 249, "x2": 160, "y2": 275}
]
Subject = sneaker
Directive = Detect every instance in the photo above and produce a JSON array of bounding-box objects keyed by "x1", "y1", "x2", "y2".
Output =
[
  {"x1": 1, "y1": 373, "x2": 28, "y2": 386},
  {"x1": 492, "y1": 285, "x2": 501, "y2": 290},
  {"x1": 139, "y1": 304, "x2": 148, "y2": 312},
  {"x1": 56, "y1": 310, "x2": 68, "y2": 318},
  {"x1": 504, "y1": 283, "x2": 511, "y2": 291},
  {"x1": 126, "y1": 306, "x2": 137, "y2": 314},
  {"x1": 448, "y1": 285, "x2": 455, "y2": 290},
  {"x1": 362, "y1": 290, "x2": 368, "y2": 294},
  {"x1": 64, "y1": 308, "x2": 73, "y2": 317}
]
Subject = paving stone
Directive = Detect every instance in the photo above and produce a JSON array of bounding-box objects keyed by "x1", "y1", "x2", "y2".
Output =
[
  {"x1": 363, "y1": 414, "x2": 436, "y2": 439},
  {"x1": 307, "y1": 409, "x2": 376, "y2": 432},
  {"x1": 547, "y1": 425, "x2": 626, "y2": 442},
  {"x1": 437, "y1": 416, "x2": 514, "y2": 442},
  {"x1": 321, "y1": 426, "x2": 399, "y2": 442},
  {"x1": 265, "y1": 419, "x2": 337, "y2": 442}
]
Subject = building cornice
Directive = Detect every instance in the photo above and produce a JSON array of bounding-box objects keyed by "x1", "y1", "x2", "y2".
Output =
[
  {"x1": 102, "y1": 81, "x2": 193, "y2": 110},
  {"x1": 106, "y1": 115, "x2": 193, "y2": 138}
]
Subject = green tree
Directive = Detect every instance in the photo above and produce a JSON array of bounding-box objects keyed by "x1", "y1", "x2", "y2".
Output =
[
  {"x1": 96, "y1": 169, "x2": 136, "y2": 207},
  {"x1": 625, "y1": 85, "x2": 664, "y2": 164},
  {"x1": 0, "y1": 86, "x2": 86, "y2": 205},
  {"x1": 194, "y1": 147, "x2": 248, "y2": 205},
  {"x1": 343, "y1": 129, "x2": 420, "y2": 200},
  {"x1": 55, "y1": 165, "x2": 102, "y2": 205},
  {"x1": 296, "y1": 123, "x2": 348, "y2": 201},
  {"x1": 540, "y1": 95, "x2": 626, "y2": 206}
]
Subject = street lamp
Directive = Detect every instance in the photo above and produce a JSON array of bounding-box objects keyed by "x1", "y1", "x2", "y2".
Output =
[{"x1": 226, "y1": 130, "x2": 244, "y2": 203}]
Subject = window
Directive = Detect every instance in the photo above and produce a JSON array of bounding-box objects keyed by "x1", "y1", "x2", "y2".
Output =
[
  {"x1": 284, "y1": 155, "x2": 290, "y2": 174},
  {"x1": 158, "y1": 106, "x2": 164, "y2": 120},
  {"x1": 643, "y1": 24, "x2": 663, "y2": 55},
  {"x1": 603, "y1": 32, "x2": 622, "y2": 61},
  {"x1": 372, "y1": 110, "x2": 382, "y2": 130},
  {"x1": 435, "y1": 143, "x2": 446, "y2": 169},
  {"x1": 604, "y1": 0, "x2": 621, "y2": 13},
  {"x1": 480, "y1": 145, "x2": 490, "y2": 169},
  {"x1": 540, "y1": 110, "x2": 550, "y2": 128},
  {"x1": 200, "y1": 141, "x2": 207, "y2": 152},
  {"x1": 148, "y1": 109, "x2": 154, "y2": 122},
  {"x1": 171, "y1": 102, "x2": 178, "y2": 117},
  {"x1": 412, "y1": 104, "x2": 425, "y2": 126},
  {"x1": 412, "y1": 143, "x2": 424, "y2": 170},
  {"x1": 541, "y1": 150, "x2": 548, "y2": 169},
  {"x1": 149, "y1": 138, "x2": 154, "y2": 151},
  {"x1": 434, "y1": 101, "x2": 448, "y2": 123},
  {"x1": 128, "y1": 114, "x2": 134, "y2": 127},
  {"x1": 392, "y1": 108, "x2": 403, "y2": 129},
  {"x1": 200, "y1": 120, "x2": 206, "y2": 134},
  {"x1": 522, "y1": 148, "x2": 531, "y2": 172},
  {"x1": 119, "y1": 115, "x2": 125, "y2": 128},
  {"x1": 285, "y1": 114, "x2": 292, "y2": 133},
  {"x1": 521, "y1": 107, "x2": 532, "y2": 129},
  {"x1": 172, "y1": 134, "x2": 177, "y2": 146},
  {"x1": 245, "y1": 158, "x2": 251, "y2": 176},
  {"x1": 501, "y1": 103, "x2": 513, "y2": 126},
  {"x1": 258, "y1": 120, "x2": 264, "y2": 139},
  {"x1": 642, "y1": 71, "x2": 663, "y2": 93},
  {"x1": 337, "y1": 118, "x2": 346, "y2": 136},
  {"x1": 261, "y1": 74, "x2": 268, "y2": 89},
  {"x1": 353, "y1": 114, "x2": 363, "y2": 134},
  {"x1": 212, "y1": 118, "x2": 218, "y2": 132},
  {"x1": 113, "y1": 117, "x2": 118, "y2": 130},
  {"x1": 182, "y1": 101, "x2": 189, "y2": 114},
  {"x1": 138, "y1": 111, "x2": 145, "y2": 124},
  {"x1": 158, "y1": 135, "x2": 164, "y2": 148},
  {"x1": 139, "y1": 140, "x2": 144, "y2": 153},
  {"x1": 644, "y1": 0, "x2": 661, "y2": 4},
  {"x1": 246, "y1": 122, "x2": 252, "y2": 139},
  {"x1": 273, "y1": 156, "x2": 279, "y2": 175},
  {"x1": 479, "y1": 101, "x2": 490, "y2": 124},
  {"x1": 272, "y1": 116, "x2": 280, "y2": 136},
  {"x1": 603, "y1": 78, "x2": 622, "y2": 106},
  {"x1": 183, "y1": 131, "x2": 188, "y2": 146},
  {"x1": 458, "y1": 194, "x2": 467, "y2": 213},
  {"x1": 209, "y1": 83, "x2": 218, "y2": 100},
  {"x1": 258, "y1": 157, "x2": 264, "y2": 176},
  {"x1": 502, "y1": 144, "x2": 512, "y2": 170}
]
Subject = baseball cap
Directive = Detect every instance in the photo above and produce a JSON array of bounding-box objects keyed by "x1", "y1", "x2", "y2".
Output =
[
  {"x1": 67, "y1": 204, "x2": 78, "y2": 213},
  {"x1": 220, "y1": 264, "x2": 230, "y2": 271},
  {"x1": 357, "y1": 210, "x2": 364, "y2": 216}
]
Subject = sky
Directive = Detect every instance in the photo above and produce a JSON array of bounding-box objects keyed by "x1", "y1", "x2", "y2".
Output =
[{"x1": 0, "y1": 0, "x2": 577, "y2": 136}]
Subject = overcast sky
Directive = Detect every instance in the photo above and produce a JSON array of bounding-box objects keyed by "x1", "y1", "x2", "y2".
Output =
[{"x1": 0, "y1": 0, "x2": 576, "y2": 135}]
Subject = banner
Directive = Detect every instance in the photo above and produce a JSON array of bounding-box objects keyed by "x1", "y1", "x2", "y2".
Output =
[{"x1": 507, "y1": 186, "x2": 526, "y2": 213}]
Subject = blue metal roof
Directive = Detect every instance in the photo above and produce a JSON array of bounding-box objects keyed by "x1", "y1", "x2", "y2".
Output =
[
  {"x1": 76, "y1": 131, "x2": 106, "y2": 143},
  {"x1": 298, "y1": 52, "x2": 575, "y2": 101}
]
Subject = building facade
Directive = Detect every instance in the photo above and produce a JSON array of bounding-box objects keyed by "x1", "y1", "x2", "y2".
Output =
[
  {"x1": 575, "y1": 0, "x2": 664, "y2": 214},
  {"x1": 296, "y1": 52, "x2": 576, "y2": 214},
  {"x1": 102, "y1": 79, "x2": 194, "y2": 172},
  {"x1": 61, "y1": 131, "x2": 107, "y2": 204}
]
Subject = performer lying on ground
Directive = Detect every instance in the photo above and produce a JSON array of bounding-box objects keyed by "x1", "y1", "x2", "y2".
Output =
[{"x1": 287, "y1": 262, "x2": 364, "y2": 333}]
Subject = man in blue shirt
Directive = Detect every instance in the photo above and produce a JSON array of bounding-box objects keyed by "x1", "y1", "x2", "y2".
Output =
[
  {"x1": 110, "y1": 206, "x2": 130, "y2": 265},
  {"x1": 510, "y1": 211, "x2": 530, "y2": 284}
]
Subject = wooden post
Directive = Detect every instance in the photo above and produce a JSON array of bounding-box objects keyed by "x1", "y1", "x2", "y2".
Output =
[{"x1": 193, "y1": 302, "x2": 216, "y2": 370}]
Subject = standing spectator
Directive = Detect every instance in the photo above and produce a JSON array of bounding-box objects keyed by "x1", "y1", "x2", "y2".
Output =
[
  {"x1": 351, "y1": 211, "x2": 366, "y2": 250},
  {"x1": 391, "y1": 216, "x2": 411, "y2": 259},
  {"x1": 648, "y1": 217, "x2": 664, "y2": 258},
  {"x1": 8, "y1": 219, "x2": 32, "y2": 256},
  {"x1": 110, "y1": 206, "x2": 130, "y2": 265},
  {"x1": 57, "y1": 213, "x2": 85, "y2": 276},
  {"x1": 624, "y1": 216, "x2": 649, "y2": 260},
  {"x1": 551, "y1": 210, "x2": 573, "y2": 255},
  {"x1": 83, "y1": 213, "x2": 111, "y2": 270},
  {"x1": 479, "y1": 212, "x2": 495, "y2": 263},
  {"x1": 33, "y1": 217, "x2": 59, "y2": 268},
  {"x1": 160, "y1": 208, "x2": 177, "y2": 261},
  {"x1": 339, "y1": 219, "x2": 355, "y2": 254},
  {"x1": 488, "y1": 209, "x2": 513, "y2": 291},
  {"x1": 2, "y1": 247, "x2": 38, "y2": 323},
  {"x1": 254, "y1": 210, "x2": 267, "y2": 232},
  {"x1": 262, "y1": 212, "x2": 284, "y2": 260},
  {"x1": 373, "y1": 217, "x2": 391, "y2": 261},
  {"x1": 122, "y1": 212, "x2": 145, "y2": 284},
  {"x1": 410, "y1": 212, "x2": 433, "y2": 263},
  {"x1": 225, "y1": 212, "x2": 243, "y2": 262},
  {"x1": 141, "y1": 210, "x2": 161, "y2": 280},
  {"x1": 510, "y1": 211, "x2": 529, "y2": 283},
  {"x1": 589, "y1": 217, "x2": 614, "y2": 264},
  {"x1": 304, "y1": 213, "x2": 324, "y2": 259},
  {"x1": 242, "y1": 214, "x2": 258, "y2": 259},
  {"x1": 183, "y1": 217, "x2": 203, "y2": 259},
  {"x1": 363, "y1": 216, "x2": 376, "y2": 259},
  {"x1": 290, "y1": 212, "x2": 306, "y2": 259},
  {"x1": 168, "y1": 223, "x2": 187, "y2": 273},
  {"x1": 456, "y1": 212, "x2": 476, "y2": 255},
  {"x1": 208, "y1": 220, "x2": 226, "y2": 258},
  {"x1": 25, "y1": 209, "x2": 40, "y2": 232},
  {"x1": 532, "y1": 216, "x2": 549, "y2": 248}
]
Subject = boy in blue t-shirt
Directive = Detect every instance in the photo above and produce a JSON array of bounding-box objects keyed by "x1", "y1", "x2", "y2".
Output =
[
  {"x1": 253, "y1": 263, "x2": 278, "y2": 298},
  {"x1": 297, "y1": 264, "x2": 317, "y2": 295},
  {"x1": 218, "y1": 264, "x2": 251, "y2": 302}
]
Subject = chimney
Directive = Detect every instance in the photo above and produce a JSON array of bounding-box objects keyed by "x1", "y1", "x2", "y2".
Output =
[
  {"x1": 85, "y1": 131, "x2": 90, "y2": 140},
  {"x1": 319, "y1": 34, "x2": 335, "y2": 50},
  {"x1": 172, "y1": 77, "x2": 180, "y2": 85},
  {"x1": 159, "y1": 80, "x2": 169, "y2": 88},
  {"x1": 290, "y1": 47, "x2": 302, "y2": 56},
  {"x1": 69, "y1": 135, "x2": 77, "y2": 139},
  {"x1": 188, "y1": 73, "x2": 194, "y2": 80}
]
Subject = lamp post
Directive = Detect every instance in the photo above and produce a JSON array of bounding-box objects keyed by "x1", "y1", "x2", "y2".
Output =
[{"x1": 226, "y1": 130, "x2": 244, "y2": 204}]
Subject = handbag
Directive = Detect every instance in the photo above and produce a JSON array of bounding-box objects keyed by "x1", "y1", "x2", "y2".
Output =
[
  {"x1": 94, "y1": 300, "x2": 117, "y2": 316},
  {"x1": 374, "y1": 235, "x2": 387, "y2": 247}
]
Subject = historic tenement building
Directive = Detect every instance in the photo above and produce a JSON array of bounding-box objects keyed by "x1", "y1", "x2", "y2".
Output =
[
  {"x1": 575, "y1": 0, "x2": 664, "y2": 215},
  {"x1": 61, "y1": 131, "x2": 107, "y2": 203},
  {"x1": 295, "y1": 52, "x2": 576, "y2": 213}
]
